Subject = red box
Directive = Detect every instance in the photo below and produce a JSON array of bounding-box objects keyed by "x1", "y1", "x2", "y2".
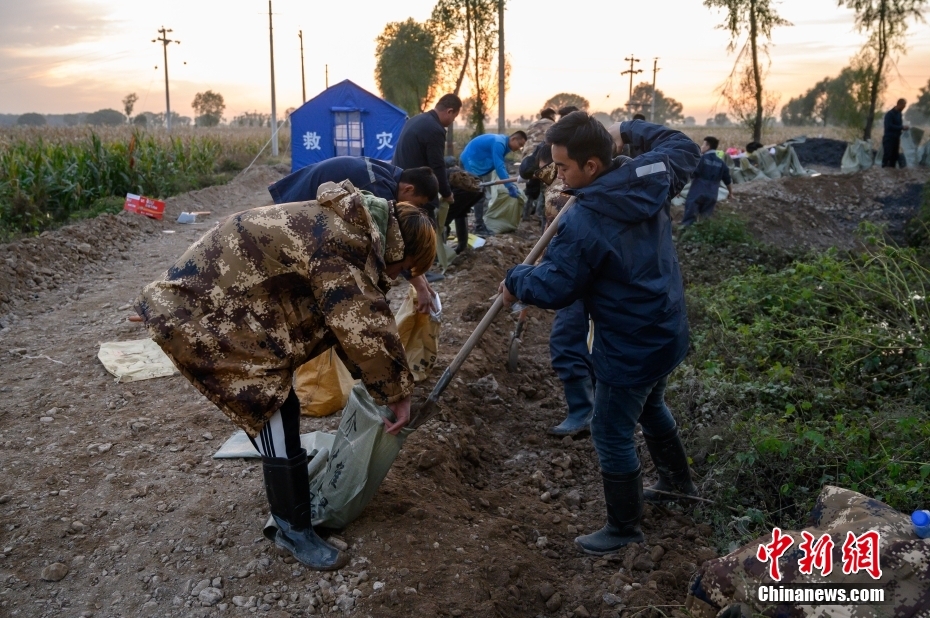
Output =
[{"x1": 123, "y1": 193, "x2": 166, "y2": 220}]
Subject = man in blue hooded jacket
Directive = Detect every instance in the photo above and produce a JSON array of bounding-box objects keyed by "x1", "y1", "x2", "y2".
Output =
[
  {"x1": 500, "y1": 113, "x2": 701, "y2": 555},
  {"x1": 681, "y1": 136, "x2": 732, "y2": 227}
]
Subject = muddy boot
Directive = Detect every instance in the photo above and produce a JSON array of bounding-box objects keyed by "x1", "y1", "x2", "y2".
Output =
[
  {"x1": 262, "y1": 449, "x2": 348, "y2": 570},
  {"x1": 548, "y1": 376, "x2": 594, "y2": 436},
  {"x1": 473, "y1": 199, "x2": 494, "y2": 236},
  {"x1": 454, "y1": 216, "x2": 469, "y2": 254},
  {"x1": 642, "y1": 427, "x2": 698, "y2": 503},
  {"x1": 575, "y1": 468, "x2": 645, "y2": 555}
]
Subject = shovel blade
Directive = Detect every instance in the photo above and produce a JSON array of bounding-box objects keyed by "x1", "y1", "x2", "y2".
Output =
[{"x1": 408, "y1": 399, "x2": 442, "y2": 430}]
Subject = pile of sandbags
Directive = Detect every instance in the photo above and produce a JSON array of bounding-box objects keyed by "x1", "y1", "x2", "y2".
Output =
[{"x1": 842, "y1": 128, "x2": 927, "y2": 172}]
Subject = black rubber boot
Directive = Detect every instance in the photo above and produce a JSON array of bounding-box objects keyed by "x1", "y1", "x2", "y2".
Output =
[
  {"x1": 575, "y1": 468, "x2": 645, "y2": 555},
  {"x1": 262, "y1": 449, "x2": 348, "y2": 570},
  {"x1": 548, "y1": 376, "x2": 594, "y2": 436},
  {"x1": 473, "y1": 199, "x2": 494, "y2": 236},
  {"x1": 642, "y1": 427, "x2": 698, "y2": 503},
  {"x1": 454, "y1": 216, "x2": 469, "y2": 254}
]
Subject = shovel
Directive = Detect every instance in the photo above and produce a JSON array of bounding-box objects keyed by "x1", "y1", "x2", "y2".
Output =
[
  {"x1": 506, "y1": 305, "x2": 529, "y2": 373},
  {"x1": 408, "y1": 196, "x2": 577, "y2": 429}
]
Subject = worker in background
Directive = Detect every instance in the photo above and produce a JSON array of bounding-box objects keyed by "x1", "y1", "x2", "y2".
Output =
[
  {"x1": 522, "y1": 108, "x2": 557, "y2": 221},
  {"x1": 460, "y1": 131, "x2": 528, "y2": 236},
  {"x1": 633, "y1": 113, "x2": 646, "y2": 121},
  {"x1": 882, "y1": 99, "x2": 909, "y2": 168},
  {"x1": 267, "y1": 156, "x2": 439, "y2": 314},
  {"x1": 443, "y1": 156, "x2": 484, "y2": 254},
  {"x1": 136, "y1": 181, "x2": 436, "y2": 571},
  {"x1": 393, "y1": 94, "x2": 463, "y2": 282},
  {"x1": 681, "y1": 136, "x2": 732, "y2": 227},
  {"x1": 500, "y1": 112, "x2": 701, "y2": 555}
]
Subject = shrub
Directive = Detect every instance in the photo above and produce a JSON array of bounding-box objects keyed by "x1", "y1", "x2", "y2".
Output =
[{"x1": 679, "y1": 211, "x2": 754, "y2": 247}]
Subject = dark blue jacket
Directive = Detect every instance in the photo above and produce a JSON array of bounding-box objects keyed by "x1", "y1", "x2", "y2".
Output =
[
  {"x1": 392, "y1": 110, "x2": 452, "y2": 199},
  {"x1": 883, "y1": 108, "x2": 904, "y2": 140},
  {"x1": 505, "y1": 121, "x2": 700, "y2": 387},
  {"x1": 268, "y1": 156, "x2": 402, "y2": 204},
  {"x1": 687, "y1": 151, "x2": 731, "y2": 204}
]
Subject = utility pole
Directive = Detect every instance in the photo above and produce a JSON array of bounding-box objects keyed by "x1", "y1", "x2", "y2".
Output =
[
  {"x1": 650, "y1": 58, "x2": 660, "y2": 123},
  {"x1": 299, "y1": 30, "x2": 306, "y2": 103},
  {"x1": 268, "y1": 1, "x2": 278, "y2": 157},
  {"x1": 152, "y1": 27, "x2": 180, "y2": 130},
  {"x1": 621, "y1": 55, "x2": 642, "y2": 120},
  {"x1": 325, "y1": 65, "x2": 329, "y2": 89},
  {"x1": 497, "y1": 0, "x2": 505, "y2": 133}
]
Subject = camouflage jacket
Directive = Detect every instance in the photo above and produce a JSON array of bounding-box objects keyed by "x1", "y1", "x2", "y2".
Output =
[
  {"x1": 687, "y1": 485, "x2": 930, "y2": 618},
  {"x1": 522, "y1": 117, "x2": 554, "y2": 155},
  {"x1": 135, "y1": 181, "x2": 413, "y2": 436}
]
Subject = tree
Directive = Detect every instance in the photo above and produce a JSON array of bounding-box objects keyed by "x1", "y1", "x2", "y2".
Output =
[
  {"x1": 231, "y1": 111, "x2": 270, "y2": 127},
  {"x1": 192, "y1": 90, "x2": 226, "y2": 127},
  {"x1": 16, "y1": 113, "x2": 46, "y2": 127},
  {"x1": 122, "y1": 93, "x2": 138, "y2": 122},
  {"x1": 781, "y1": 57, "x2": 883, "y2": 129},
  {"x1": 85, "y1": 109, "x2": 127, "y2": 126},
  {"x1": 704, "y1": 0, "x2": 791, "y2": 142},
  {"x1": 684, "y1": 116, "x2": 697, "y2": 126},
  {"x1": 618, "y1": 82, "x2": 685, "y2": 125},
  {"x1": 543, "y1": 93, "x2": 589, "y2": 113},
  {"x1": 840, "y1": 0, "x2": 927, "y2": 140},
  {"x1": 714, "y1": 112, "x2": 732, "y2": 126},
  {"x1": 375, "y1": 19, "x2": 438, "y2": 116},
  {"x1": 905, "y1": 78, "x2": 930, "y2": 125}
]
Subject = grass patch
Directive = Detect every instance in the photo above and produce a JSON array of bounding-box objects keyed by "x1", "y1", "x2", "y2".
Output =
[{"x1": 674, "y1": 226, "x2": 930, "y2": 550}]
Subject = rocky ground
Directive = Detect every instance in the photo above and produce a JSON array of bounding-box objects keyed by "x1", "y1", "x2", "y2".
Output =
[{"x1": 0, "y1": 163, "x2": 925, "y2": 618}]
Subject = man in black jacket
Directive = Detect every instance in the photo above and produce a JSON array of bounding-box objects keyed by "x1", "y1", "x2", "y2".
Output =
[
  {"x1": 882, "y1": 99, "x2": 909, "y2": 168},
  {"x1": 393, "y1": 94, "x2": 462, "y2": 218}
]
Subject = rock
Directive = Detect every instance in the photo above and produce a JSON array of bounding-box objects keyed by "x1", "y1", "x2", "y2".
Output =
[
  {"x1": 535, "y1": 536, "x2": 548, "y2": 549},
  {"x1": 539, "y1": 491, "x2": 551, "y2": 503},
  {"x1": 97, "y1": 443, "x2": 113, "y2": 453},
  {"x1": 40, "y1": 417, "x2": 54, "y2": 423},
  {"x1": 573, "y1": 605, "x2": 590, "y2": 617},
  {"x1": 538, "y1": 582, "x2": 556, "y2": 602},
  {"x1": 336, "y1": 596, "x2": 355, "y2": 611},
  {"x1": 650, "y1": 545, "x2": 665, "y2": 563},
  {"x1": 545, "y1": 591, "x2": 562, "y2": 611},
  {"x1": 694, "y1": 547, "x2": 718, "y2": 563},
  {"x1": 605, "y1": 585, "x2": 625, "y2": 603},
  {"x1": 71, "y1": 521, "x2": 86, "y2": 532},
  {"x1": 212, "y1": 577, "x2": 222, "y2": 588},
  {"x1": 41, "y1": 562, "x2": 69, "y2": 582},
  {"x1": 191, "y1": 579, "x2": 211, "y2": 596},
  {"x1": 198, "y1": 587, "x2": 224, "y2": 606},
  {"x1": 76, "y1": 243, "x2": 93, "y2": 254},
  {"x1": 46, "y1": 407, "x2": 59, "y2": 416},
  {"x1": 563, "y1": 489, "x2": 582, "y2": 507},
  {"x1": 633, "y1": 555, "x2": 655, "y2": 571},
  {"x1": 417, "y1": 450, "x2": 444, "y2": 470},
  {"x1": 0, "y1": 495, "x2": 10, "y2": 504},
  {"x1": 468, "y1": 374, "x2": 498, "y2": 397},
  {"x1": 328, "y1": 536, "x2": 348, "y2": 551}
]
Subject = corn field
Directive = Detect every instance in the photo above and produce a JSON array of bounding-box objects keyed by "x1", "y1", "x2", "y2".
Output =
[{"x1": 0, "y1": 126, "x2": 291, "y2": 239}]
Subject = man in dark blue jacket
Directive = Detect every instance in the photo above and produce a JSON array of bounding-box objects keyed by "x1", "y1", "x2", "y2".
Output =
[
  {"x1": 267, "y1": 156, "x2": 439, "y2": 313},
  {"x1": 500, "y1": 113, "x2": 701, "y2": 555},
  {"x1": 268, "y1": 156, "x2": 437, "y2": 208},
  {"x1": 681, "y1": 136, "x2": 732, "y2": 227},
  {"x1": 882, "y1": 99, "x2": 909, "y2": 168}
]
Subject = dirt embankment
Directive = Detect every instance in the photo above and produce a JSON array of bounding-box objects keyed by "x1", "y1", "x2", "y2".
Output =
[
  {"x1": 0, "y1": 166, "x2": 714, "y2": 618},
  {"x1": 711, "y1": 166, "x2": 930, "y2": 250}
]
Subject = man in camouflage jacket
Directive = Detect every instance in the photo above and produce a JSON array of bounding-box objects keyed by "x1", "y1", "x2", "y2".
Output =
[{"x1": 135, "y1": 180, "x2": 434, "y2": 571}]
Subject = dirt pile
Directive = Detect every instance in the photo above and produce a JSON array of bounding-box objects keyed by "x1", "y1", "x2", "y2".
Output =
[
  {"x1": 719, "y1": 165, "x2": 930, "y2": 249},
  {"x1": 0, "y1": 166, "x2": 716, "y2": 618},
  {"x1": 789, "y1": 137, "x2": 848, "y2": 169}
]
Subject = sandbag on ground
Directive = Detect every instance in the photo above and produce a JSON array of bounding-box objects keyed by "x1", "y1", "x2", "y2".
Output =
[{"x1": 686, "y1": 485, "x2": 930, "y2": 617}]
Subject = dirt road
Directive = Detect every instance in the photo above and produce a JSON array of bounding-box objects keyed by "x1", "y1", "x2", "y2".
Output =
[{"x1": 0, "y1": 166, "x2": 720, "y2": 618}]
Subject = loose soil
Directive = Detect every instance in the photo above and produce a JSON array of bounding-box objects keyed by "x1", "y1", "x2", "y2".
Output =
[{"x1": 0, "y1": 163, "x2": 925, "y2": 618}]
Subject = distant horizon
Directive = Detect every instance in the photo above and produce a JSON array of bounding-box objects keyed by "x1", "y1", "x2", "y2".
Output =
[{"x1": 2, "y1": 0, "x2": 928, "y2": 124}]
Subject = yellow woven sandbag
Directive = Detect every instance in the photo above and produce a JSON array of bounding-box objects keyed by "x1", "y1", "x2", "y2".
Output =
[
  {"x1": 394, "y1": 287, "x2": 441, "y2": 382},
  {"x1": 294, "y1": 349, "x2": 356, "y2": 417}
]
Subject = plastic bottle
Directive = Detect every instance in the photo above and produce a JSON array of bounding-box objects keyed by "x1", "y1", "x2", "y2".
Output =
[{"x1": 911, "y1": 510, "x2": 930, "y2": 539}]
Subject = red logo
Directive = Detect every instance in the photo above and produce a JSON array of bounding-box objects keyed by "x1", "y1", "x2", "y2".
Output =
[{"x1": 756, "y1": 528, "x2": 882, "y2": 581}]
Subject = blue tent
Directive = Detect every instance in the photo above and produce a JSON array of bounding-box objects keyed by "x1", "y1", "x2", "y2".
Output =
[{"x1": 289, "y1": 79, "x2": 408, "y2": 172}]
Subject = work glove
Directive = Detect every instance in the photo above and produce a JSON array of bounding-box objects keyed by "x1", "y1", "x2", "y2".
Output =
[{"x1": 507, "y1": 184, "x2": 519, "y2": 199}]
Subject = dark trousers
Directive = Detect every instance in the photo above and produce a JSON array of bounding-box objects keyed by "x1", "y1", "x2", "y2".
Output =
[
  {"x1": 549, "y1": 299, "x2": 594, "y2": 382},
  {"x1": 682, "y1": 193, "x2": 717, "y2": 226},
  {"x1": 590, "y1": 376, "x2": 678, "y2": 475},
  {"x1": 882, "y1": 136, "x2": 901, "y2": 168}
]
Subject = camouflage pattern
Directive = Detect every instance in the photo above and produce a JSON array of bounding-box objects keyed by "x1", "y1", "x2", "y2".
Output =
[
  {"x1": 522, "y1": 117, "x2": 554, "y2": 155},
  {"x1": 686, "y1": 485, "x2": 930, "y2": 617},
  {"x1": 449, "y1": 169, "x2": 481, "y2": 193},
  {"x1": 135, "y1": 180, "x2": 414, "y2": 437}
]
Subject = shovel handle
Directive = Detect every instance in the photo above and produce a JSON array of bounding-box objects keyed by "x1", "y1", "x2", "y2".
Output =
[
  {"x1": 478, "y1": 176, "x2": 521, "y2": 187},
  {"x1": 427, "y1": 195, "x2": 576, "y2": 398}
]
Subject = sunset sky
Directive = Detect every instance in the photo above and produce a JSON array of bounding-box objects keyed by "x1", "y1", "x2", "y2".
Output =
[{"x1": 1, "y1": 0, "x2": 928, "y2": 124}]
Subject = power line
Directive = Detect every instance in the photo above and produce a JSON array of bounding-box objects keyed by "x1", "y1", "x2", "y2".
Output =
[
  {"x1": 152, "y1": 27, "x2": 180, "y2": 130},
  {"x1": 621, "y1": 55, "x2": 642, "y2": 119}
]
